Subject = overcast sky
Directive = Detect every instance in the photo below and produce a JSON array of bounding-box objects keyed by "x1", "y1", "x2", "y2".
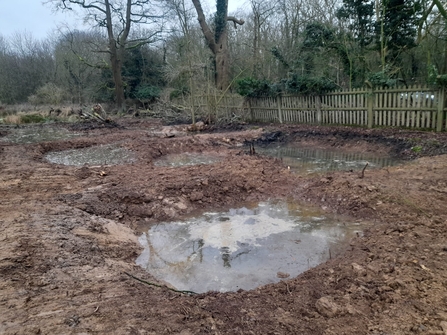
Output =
[{"x1": 0, "y1": 0, "x2": 246, "y2": 41}]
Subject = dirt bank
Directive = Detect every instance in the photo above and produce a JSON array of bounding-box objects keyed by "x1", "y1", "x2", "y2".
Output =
[{"x1": 1, "y1": 120, "x2": 447, "y2": 334}]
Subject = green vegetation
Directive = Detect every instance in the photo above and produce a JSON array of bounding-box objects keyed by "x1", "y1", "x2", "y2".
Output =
[
  {"x1": 0, "y1": 0, "x2": 445, "y2": 109},
  {"x1": 20, "y1": 114, "x2": 47, "y2": 124},
  {"x1": 411, "y1": 145, "x2": 423, "y2": 153}
]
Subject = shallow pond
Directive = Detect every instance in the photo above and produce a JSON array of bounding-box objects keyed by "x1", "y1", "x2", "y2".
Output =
[
  {"x1": 45, "y1": 144, "x2": 136, "y2": 166},
  {"x1": 257, "y1": 144, "x2": 401, "y2": 173},
  {"x1": 136, "y1": 200, "x2": 363, "y2": 293},
  {"x1": 1, "y1": 127, "x2": 80, "y2": 144},
  {"x1": 154, "y1": 152, "x2": 222, "y2": 167}
]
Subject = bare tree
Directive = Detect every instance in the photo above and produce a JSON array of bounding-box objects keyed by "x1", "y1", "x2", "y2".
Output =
[
  {"x1": 249, "y1": 0, "x2": 276, "y2": 77},
  {"x1": 47, "y1": 0, "x2": 163, "y2": 111},
  {"x1": 0, "y1": 32, "x2": 54, "y2": 104},
  {"x1": 191, "y1": 0, "x2": 244, "y2": 90}
]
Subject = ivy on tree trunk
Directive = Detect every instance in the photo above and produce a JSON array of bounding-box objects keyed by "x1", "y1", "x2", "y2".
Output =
[{"x1": 191, "y1": 0, "x2": 244, "y2": 90}]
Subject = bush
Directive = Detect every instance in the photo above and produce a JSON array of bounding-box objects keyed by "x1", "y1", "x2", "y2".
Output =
[
  {"x1": 236, "y1": 75, "x2": 336, "y2": 97},
  {"x1": 28, "y1": 83, "x2": 67, "y2": 105},
  {"x1": 169, "y1": 87, "x2": 189, "y2": 100},
  {"x1": 235, "y1": 77, "x2": 278, "y2": 97},
  {"x1": 367, "y1": 66, "x2": 398, "y2": 88},
  {"x1": 284, "y1": 74, "x2": 337, "y2": 95},
  {"x1": 20, "y1": 113, "x2": 46, "y2": 123},
  {"x1": 133, "y1": 85, "x2": 161, "y2": 102},
  {"x1": 428, "y1": 65, "x2": 447, "y2": 88}
]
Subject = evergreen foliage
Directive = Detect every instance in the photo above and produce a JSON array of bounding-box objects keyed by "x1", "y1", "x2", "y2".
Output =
[
  {"x1": 214, "y1": 0, "x2": 228, "y2": 41},
  {"x1": 236, "y1": 75, "x2": 336, "y2": 97}
]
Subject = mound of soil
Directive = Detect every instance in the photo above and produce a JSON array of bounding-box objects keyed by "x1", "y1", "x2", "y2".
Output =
[{"x1": 2, "y1": 120, "x2": 447, "y2": 334}]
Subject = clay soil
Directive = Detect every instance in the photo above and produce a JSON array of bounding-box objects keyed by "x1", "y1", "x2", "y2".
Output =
[{"x1": 2, "y1": 119, "x2": 447, "y2": 335}]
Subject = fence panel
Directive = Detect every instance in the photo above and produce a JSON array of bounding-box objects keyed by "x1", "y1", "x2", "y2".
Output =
[
  {"x1": 177, "y1": 86, "x2": 446, "y2": 131},
  {"x1": 245, "y1": 85, "x2": 445, "y2": 131}
]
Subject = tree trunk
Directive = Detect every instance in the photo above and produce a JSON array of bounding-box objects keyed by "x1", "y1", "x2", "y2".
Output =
[
  {"x1": 191, "y1": 0, "x2": 243, "y2": 90},
  {"x1": 215, "y1": 33, "x2": 230, "y2": 90},
  {"x1": 110, "y1": 47, "x2": 125, "y2": 111},
  {"x1": 105, "y1": 0, "x2": 125, "y2": 112}
]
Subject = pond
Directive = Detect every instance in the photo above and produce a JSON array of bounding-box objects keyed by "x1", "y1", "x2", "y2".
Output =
[
  {"x1": 1, "y1": 126, "x2": 80, "y2": 144},
  {"x1": 256, "y1": 144, "x2": 401, "y2": 173},
  {"x1": 136, "y1": 199, "x2": 363, "y2": 293},
  {"x1": 153, "y1": 152, "x2": 222, "y2": 167},
  {"x1": 45, "y1": 144, "x2": 136, "y2": 166}
]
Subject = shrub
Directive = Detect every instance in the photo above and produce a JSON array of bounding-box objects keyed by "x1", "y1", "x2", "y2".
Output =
[
  {"x1": 20, "y1": 113, "x2": 46, "y2": 123},
  {"x1": 133, "y1": 85, "x2": 161, "y2": 102},
  {"x1": 235, "y1": 77, "x2": 278, "y2": 97},
  {"x1": 28, "y1": 83, "x2": 67, "y2": 105},
  {"x1": 236, "y1": 75, "x2": 336, "y2": 97},
  {"x1": 284, "y1": 74, "x2": 337, "y2": 95},
  {"x1": 366, "y1": 66, "x2": 398, "y2": 88},
  {"x1": 169, "y1": 87, "x2": 189, "y2": 100}
]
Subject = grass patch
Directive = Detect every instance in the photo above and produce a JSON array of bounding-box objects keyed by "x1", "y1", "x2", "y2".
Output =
[
  {"x1": 411, "y1": 145, "x2": 423, "y2": 153},
  {"x1": 20, "y1": 114, "x2": 46, "y2": 124},
  {"x1": 3, "y1": 112, "x2": 47, "y2": 125}
]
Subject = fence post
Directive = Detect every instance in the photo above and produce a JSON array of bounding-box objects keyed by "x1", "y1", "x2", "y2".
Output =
[
  {"x1": 246, "y1": 98, "x2": 253, "y2": 121},
  {"x1": 277, "y1": 95, "x2": 283, "y2": 123},
  {"x1": 437, "y1": 86, "x2": 445, "y2": 132},
  {"x1": 367, "y1": 87, "x2": 374, "y2": 129},
  {"x1": 316, "y1": 95, "x2": 322, "y2": 124}
]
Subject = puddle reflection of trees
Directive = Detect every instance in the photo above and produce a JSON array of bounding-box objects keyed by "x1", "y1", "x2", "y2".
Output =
[
  {"x1": 143, "y1": 230, "x2": 252, "y2": 271},
  {"x1": 259, "y1": 146, "x2": 399, "y2": 172},
  {"x1": 137, "y1": 201, "x2": 364, "y2": 292}
]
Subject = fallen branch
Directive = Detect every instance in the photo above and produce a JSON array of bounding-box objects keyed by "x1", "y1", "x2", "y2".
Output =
[
  {"x1": 359, "y1": 162, "x2": 369, "y2": 179},
  {"x1": 124, "y1": 272, "x2": 197, "y2": 295}
]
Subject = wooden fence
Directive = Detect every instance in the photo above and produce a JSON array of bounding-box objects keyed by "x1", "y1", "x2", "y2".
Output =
[
  {"x1": 172, "y1": 85, "x2": 446, "y2": 131},
  {"x1": 246, "y1": 85, "x2": 447, "y2": 131}
]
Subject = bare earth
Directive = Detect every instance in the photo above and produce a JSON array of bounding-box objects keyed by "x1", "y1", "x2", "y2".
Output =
[{"x1": 2, "y1": 119, "x2": 447, "y2": 335}]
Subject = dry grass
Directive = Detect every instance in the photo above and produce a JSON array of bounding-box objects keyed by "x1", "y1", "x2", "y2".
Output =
[{"x1": 0, "y1": 103, "x2": 83, "y2": 125}]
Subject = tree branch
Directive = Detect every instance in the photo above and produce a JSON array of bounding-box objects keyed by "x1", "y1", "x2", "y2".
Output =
[
  {"x1": 227, "y1": 16, "x2": 245, "y2": 29},
  {"x1": 191, "y1": 0, "x2": 216, "y2": 53}
]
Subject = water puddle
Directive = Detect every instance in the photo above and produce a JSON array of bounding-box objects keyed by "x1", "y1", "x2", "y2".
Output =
[
  {"x1": 1, "y1": 127, "x2": 80, "y2": 144},
  {"x1": 136, "y1": 200, "x2": 363, "y2": 293},
  {"x1": 45, "y1": 144, "x2": 136, "y2": 166},
  {"x1": 257, "y1": 144, "x2": 401, "y2": 173},
  {"x1": 154, "y1": 152, "x2": 222, "y2": 167}
]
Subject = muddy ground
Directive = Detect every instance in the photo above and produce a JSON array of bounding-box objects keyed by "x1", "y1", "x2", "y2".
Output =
[{"x1": 1, "y1": 119, "x2": 447, "y2": 335}]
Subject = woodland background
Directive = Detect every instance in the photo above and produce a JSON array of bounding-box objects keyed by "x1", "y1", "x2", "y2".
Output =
[{"x1": 0, "y1": 0, "x2": 445, "y2": 111}]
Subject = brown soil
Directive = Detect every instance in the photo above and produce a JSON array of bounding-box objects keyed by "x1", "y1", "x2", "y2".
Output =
[{"x1": 2, "y1": 119, "x2": 447, "y2": 335}]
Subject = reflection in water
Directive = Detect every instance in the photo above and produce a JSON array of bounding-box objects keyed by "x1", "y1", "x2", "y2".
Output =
[
  {"x1": 257, "y1": 144, "x2": 401, "y2": 173},
  {"x1": 45, "y1": 144, "x2": 136, "y2": 166},
  {"x1": 136, "y1": 200, "x2": 363, "y2": 293},
  {"x1": 154, "y1": 152, "x2": 221, "y2": 167},
  {"x1": 1, "y1": 127, "x2": 80, "y2": 144}
]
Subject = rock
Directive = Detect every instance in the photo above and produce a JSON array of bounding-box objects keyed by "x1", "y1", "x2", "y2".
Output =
[
  {"x1": 352, "y1": 263, "x2": 367, "y2": 276},
  {"x1": 346, "y1": 304, "x2": 359, "y2": 315},
  {"x1": 436, "y1": 312, "x2": 447, "y2": 321},
  {"x1": 187, "y1": 121, "x2": 206, "y2": 132},
  {"x1": 367, "y1": 262, "x2": 380, "y2": 274},
  {"x1": 174, "y1": 201, "x2": 188, "y2": 210},
  {"x1": 440, "y1": 321, "x2": 447, "y2": 335},
  {"x1": 189, "y1": 191, "x2": 204, "y2": 202},
  {"x1": 315, "y1": 296, "x2": 340, "y2": 318},
  {"x1": 277, "y1": 272, "x2": 290, "y2": 279}
]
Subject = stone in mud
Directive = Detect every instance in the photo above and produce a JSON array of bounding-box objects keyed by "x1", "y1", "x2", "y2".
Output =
[
  {"x1": 351, "y1": 263, "x2": 367, "y2": 276},
  {"x1": 189, "y1": 191, "x2": 204, "y2": 201},
  {"x1": 440, "y1": 321, "x2": 447, "y2": 335},
  {"x1": 315, "y1": 296, "x2": 341, "y2": 318}
]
